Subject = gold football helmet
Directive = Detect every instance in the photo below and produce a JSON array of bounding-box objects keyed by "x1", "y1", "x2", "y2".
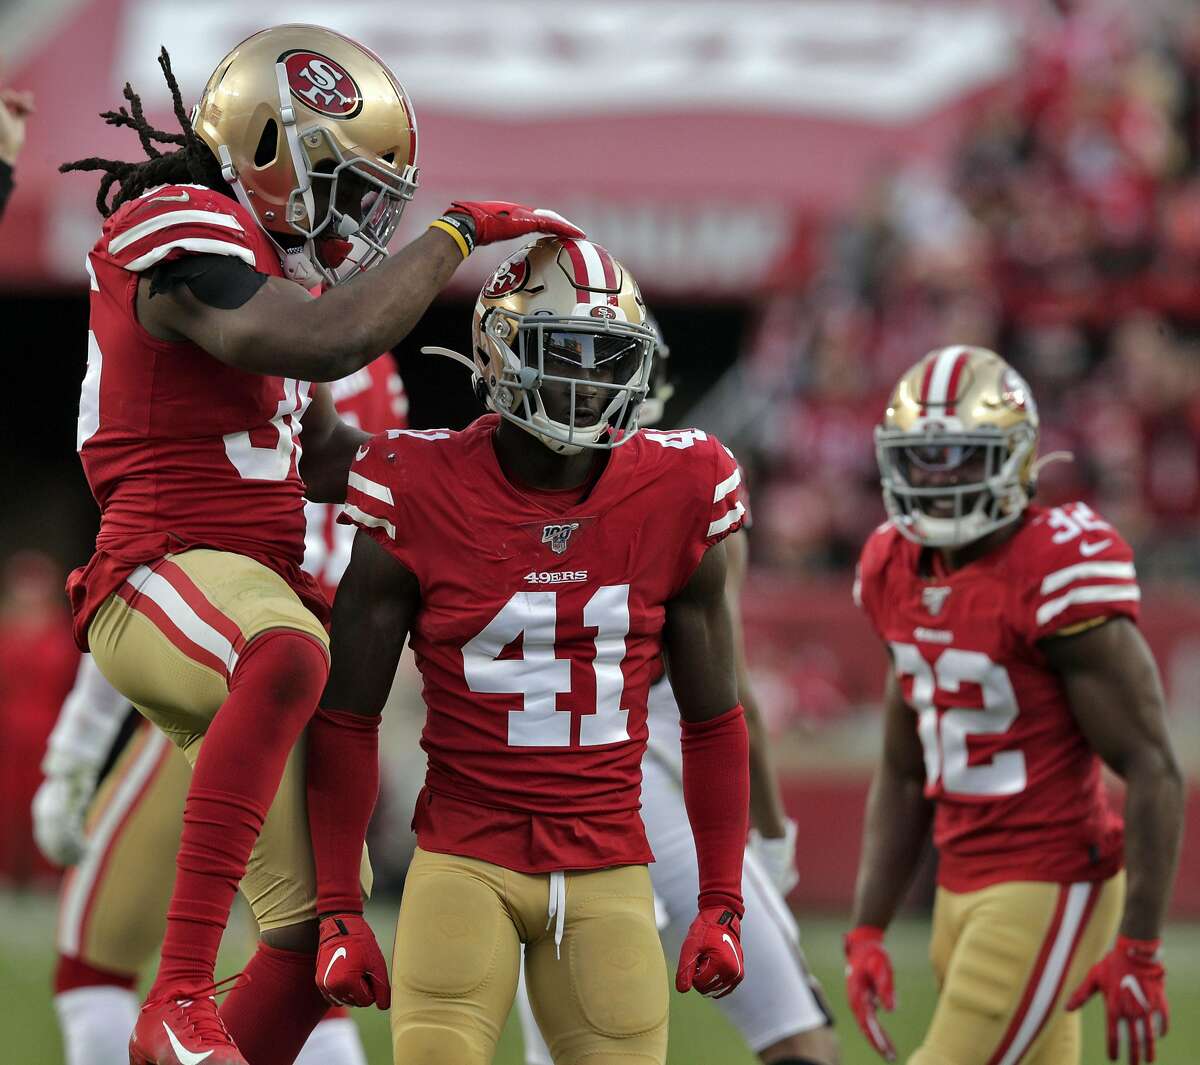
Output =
[
  {"x1": 430, "y1": 237, "x2": 655, "y2": 454},
  {"x1": 193, "y1": 24, "x2": 418, "y2": 285},
  {"x1": 876, "y1": 345, "x2": 1040, "y2": 547}
]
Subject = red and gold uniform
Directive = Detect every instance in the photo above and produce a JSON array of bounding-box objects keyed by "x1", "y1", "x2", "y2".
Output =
[
  {"x1": 855, "y1": 499, "x2": 1136, "y2": 1065},
  {"x1": 56, "y1": 357, "x2": 406, "y2": 981},
  {"x1": 340, "y1": 415, "x2": 745, "y2": 1064},
  {"x1": 69, "y1": 183, "x2": 328, "y2": 648}
]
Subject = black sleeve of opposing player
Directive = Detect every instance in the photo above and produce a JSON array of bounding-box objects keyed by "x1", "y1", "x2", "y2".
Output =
[
  {"x1": 0, "y1": 161, "x2": 13, "y2": 221},
  {"x1": 147, "y1": 253, "x2": 270, "y2": 310}
]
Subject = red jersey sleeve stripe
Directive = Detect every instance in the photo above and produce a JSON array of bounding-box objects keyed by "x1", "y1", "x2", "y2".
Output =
[
  {"x1": 121, "y1": 236, "x2": 257, "y2": 273},
  {"x1": 342, "y1": 501, "x2": 396, "y2": 540},
  {"x1": 1036, "y1": 584, "x2": 1140, "y2": 628},
  {"x1": 1039, "y1": 560, "x2": 1136, "y2": 595},
  {"x1": 714, "y1": 464, "x2": 742, "y2": 504},
  {"x1": 707, "y1": 500, "x2": 746, "y2": 539},
  {"x1": 107, "y1": 208, "x2": 245, "y2": 255},
  {"x1": 347, "y1": 470, "x2": 395, "y2": 506}
]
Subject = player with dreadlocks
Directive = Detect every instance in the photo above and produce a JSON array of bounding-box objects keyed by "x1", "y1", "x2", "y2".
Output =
[{"x1": 61, "y1": 25, "x2": 581, "y2": 1065}]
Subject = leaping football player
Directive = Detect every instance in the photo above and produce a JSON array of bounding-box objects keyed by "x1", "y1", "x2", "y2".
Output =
[
  {"x1": 61, "y1": 23, "x2": 580, "y2": 1065},
  {"x1": 33, "y1": 357, "x2": 407, "y2": 1065},
  {"x1": 845, "y1": 346, "x2": 1184, "y2": 1065},
  {"x1": 314, "y1": 235, "x2": 751, "y2": 1065},
  {"x1": 514, "y1": 318, "x2": 839, "y2": 1064}
]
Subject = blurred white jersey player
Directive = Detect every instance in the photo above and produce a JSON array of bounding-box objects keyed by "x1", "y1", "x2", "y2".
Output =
[
  {"x1": 514, "y1": 320, "x2": 838, "y2": 1065},
  {"x1": 33, "y1": 358, "x2": 406, "y2": 1065}
]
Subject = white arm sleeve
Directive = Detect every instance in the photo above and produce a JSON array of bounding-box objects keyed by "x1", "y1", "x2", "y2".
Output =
[{"x1": 41, "y1": 654, "x2": 131, "y2": 774}]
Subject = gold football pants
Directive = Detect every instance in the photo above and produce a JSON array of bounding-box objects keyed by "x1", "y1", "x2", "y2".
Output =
[
  {"x1": 391, "y1": 847, "x2": 669, "y2": 1065},
  {"x1": 910, "y1": 873, "x2": 1124, "y2": 1065},
  {"x1": 86, "y1": 549, "x2": 368, "y2": 933}
]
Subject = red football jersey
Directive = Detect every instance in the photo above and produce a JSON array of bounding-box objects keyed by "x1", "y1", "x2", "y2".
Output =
[
  {"x1": 855, "y1": 501, "x2": 1136, "y2": 892},
  {"x1": 339, "y1": 416, "x2": 745, "y2": 872},
  {"x1": 303, "y1": 358, "x2": 407, "y2": 601},
  {"x1": 67, "y1": 183, "x2": 326, "y2": 647}
]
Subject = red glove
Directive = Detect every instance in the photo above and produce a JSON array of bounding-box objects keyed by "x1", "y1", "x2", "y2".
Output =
[
  {"x1": 1066, "y1": 936, "x2": 1168, "y2": 1065},
  {"x1": 316, "y1": 914, "x2": 391, "y2": 1010},
  {"x1": 675, "y1": 907, "x2": 744, "y2": 999},
  {"x1": 437, "y1": 200, "x2": 583, "y2": 255},
  {"x1": 845, "y1": 925, "x2": 897, "y2": 1062}
]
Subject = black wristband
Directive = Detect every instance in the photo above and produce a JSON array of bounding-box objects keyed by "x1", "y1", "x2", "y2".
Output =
[{"x1": 438, "y1": 211, "x2": 476, "y2": 255}]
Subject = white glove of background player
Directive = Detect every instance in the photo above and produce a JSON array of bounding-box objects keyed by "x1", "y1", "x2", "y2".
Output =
[
  {"x1": 748, "y1": 817, "x2": 799, "y2": 896},
  {"x1": 32, "y1": 750, "x2": 97, "y2": 867}
]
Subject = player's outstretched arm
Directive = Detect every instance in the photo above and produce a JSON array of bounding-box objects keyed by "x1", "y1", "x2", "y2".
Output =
[
  {"x1": 725, "y1": 532, "x2": 798, "y2": 894},
  {"x1": 137, "y1": 227, "x2": 461, "y2": 381},
  {"x1": 298, "y1": 383, "x2": 369, "y2": 504},
  {"x1": 845, "y1": 668, "x2": 933, "y2": 1062},
  {"x1": 1046, "y1": 618, "x2": 1183, "y2": 1064},
  {"x1": 305, "y1": 532, "x2": 420, "y2": 1010},
  {"x1": 135, "y1": 202, "x2": 582, "y2": 382},
  {"x1": 663, "y1": 541, "x2": 749, "y2": 999}
]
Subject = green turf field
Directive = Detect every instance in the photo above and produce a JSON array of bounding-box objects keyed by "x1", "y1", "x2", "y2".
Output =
[{"x1": 2, "y1": 890, "x2": 1196, "y2": 1064}]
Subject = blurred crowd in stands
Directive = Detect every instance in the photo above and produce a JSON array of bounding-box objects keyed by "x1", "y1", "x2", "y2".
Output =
[{"x1": 751, "y1": 0, "x2": 1200, "y2": 577}]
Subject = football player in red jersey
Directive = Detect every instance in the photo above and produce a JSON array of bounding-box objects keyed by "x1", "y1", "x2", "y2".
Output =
[
  {"x1": 33, "y1": 357, "x2": 407, "y2": 1065},
  {"x1": 60, "y1": 24, "x2": 581, "y2": 1065},
  {"x1": 845, "y1": 346, "x2": 1184, "y2": 1065},
  {"x1": 311, "y1": 236, "x2": 751, "y2": 1064}
]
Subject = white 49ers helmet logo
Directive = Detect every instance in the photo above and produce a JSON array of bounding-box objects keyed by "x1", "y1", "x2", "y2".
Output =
[
  {"x1": 281, "y1": 50, "x2": 362, "y2": 118},
  {"x1": 484, "y1": 257, "x2": 529, "y2": 299}
]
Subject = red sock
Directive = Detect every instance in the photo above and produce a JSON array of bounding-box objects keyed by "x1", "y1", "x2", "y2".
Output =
[
  {"x1": 219, "y1": 943, "x2": 331, "y2": 1065},
  {"x1": 306, "y1": 707, "x2": 380, "y2": 915},
  {"x1": 149, "y1": 631, "x2": 328, "y2": 998}
]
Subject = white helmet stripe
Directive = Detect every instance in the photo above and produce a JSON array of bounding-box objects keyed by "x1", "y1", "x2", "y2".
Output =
[{"x1": 923, "y1": 346, "x2": 969, "y2": 410}]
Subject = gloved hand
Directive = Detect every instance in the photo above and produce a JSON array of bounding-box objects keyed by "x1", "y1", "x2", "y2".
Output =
[
  {"x1": 676, "y1": 907, "x2": 744, "y2": 999},
  {"x1": 845, "y1": 925, "x2": 897, "y2": 1062},
  {"x1": 316, "y1": 913, "x2": 391, "y2": 1010},
  {"x1": 748, "y1": 817, "x2": 799, "y2": 896},
  {"x1": 1066, "y1": 936, "x2": 1168, "y2": 1065},
  {"x1": 432, "y1": 201, "x2": 584, "y2": 257},
  {"x1": 31, "y1": 752, "x2": 96, "y2": 867}
]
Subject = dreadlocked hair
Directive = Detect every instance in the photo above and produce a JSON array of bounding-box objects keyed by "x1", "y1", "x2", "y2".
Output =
[{"x1": 60, "y1": 47, "x2": 231, "y2": 218}]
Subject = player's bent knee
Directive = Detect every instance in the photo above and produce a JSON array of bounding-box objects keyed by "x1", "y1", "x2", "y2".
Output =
[
  {"x1": 235, "y1": 630, "x2": 328, "y2": 709},
  {"x1": 391, "y1": 1022, "x2": 487, "y2": 1065},
  {"x1": 393, "y1": 874, "x2": 504, "y2": 997},
  {"x1": 570, "y1": 911, "x2": 668, "y2": 1038}
]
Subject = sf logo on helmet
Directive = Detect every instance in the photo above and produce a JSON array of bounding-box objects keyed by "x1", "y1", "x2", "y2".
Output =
[
  {"x1": 281, "y1": 50, "x2": 363, "y2": 118},
  {"x1": 541, "y1": 522, "x2": 580, "y2": 555},
  {"x1": 484, "y1": 257, "x2": 529, "y2": 299}
]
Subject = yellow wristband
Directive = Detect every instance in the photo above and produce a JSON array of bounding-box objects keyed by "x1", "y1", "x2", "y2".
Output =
[{"x1": 429, "y1": 218, "x2": 471, "y2": 260}]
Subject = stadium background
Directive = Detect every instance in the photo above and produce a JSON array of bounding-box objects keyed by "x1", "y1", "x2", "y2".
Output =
[{"x1": 0, "y1": 0, "x2": 1197, "y2": 1061}]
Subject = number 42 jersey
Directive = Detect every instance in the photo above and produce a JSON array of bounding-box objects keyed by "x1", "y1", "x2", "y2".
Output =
[
  {"x1": 340, "y1": 414, "x2": 746, "y2": 873},
  {"x1": 855, "y1": 502, "x2": 1138, "y2": 893}
]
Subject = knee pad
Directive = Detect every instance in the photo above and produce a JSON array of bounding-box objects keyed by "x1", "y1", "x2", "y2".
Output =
[
  {"x1": 391, "y1": 1022, "x2": 486, "y2": 1065},
  {"x1": 393, "y1": 873, "x2": 505, "y2": 997},
  {"x1": 569, "y1": 911, "x2": 668, "y2": 1039}
]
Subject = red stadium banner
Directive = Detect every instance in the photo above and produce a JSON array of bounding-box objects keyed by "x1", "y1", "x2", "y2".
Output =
[{"x1": 2, "y1": 0, "x2": 1017, "y2": 293}]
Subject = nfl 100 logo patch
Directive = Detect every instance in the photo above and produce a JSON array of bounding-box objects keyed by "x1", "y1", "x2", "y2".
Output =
[
  {"x1": 921, "y1": 586, "x2": 952, "y2": 616},
  {"x1": 541, "y1": 522, "x2": 580, "y2": 555}
]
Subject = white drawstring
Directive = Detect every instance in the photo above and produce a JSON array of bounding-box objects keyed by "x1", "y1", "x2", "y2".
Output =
[{"x1": 546, "y1": 871, "x2": 567, "y2": 960}]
